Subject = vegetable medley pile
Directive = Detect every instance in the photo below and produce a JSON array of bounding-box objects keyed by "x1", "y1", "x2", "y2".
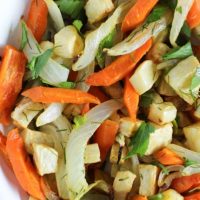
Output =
[{"x1": 1, "y1": 0, "x2": 200, "y2": 199}]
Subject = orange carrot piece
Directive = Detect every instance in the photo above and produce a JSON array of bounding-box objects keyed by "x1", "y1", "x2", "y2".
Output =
[
  {"x1": 93, "y1": 120, "x2": 119, "y2": 162},
  {"x1": 171, "y1": 174, "x2": 200, "y2": 193},
  {"x1": 124, "y1": 76, "x2": 139, "y2": 121},
  {"x1": 6, "y1": 129, "x2": 45, "y2": 200},
  {"x1": 154, "y1": 147, "x2": 184, "y2": 166},
  {"x1": 184, "y1": 192, "x2": 200, "y2": 200},
  {"x1": 86, "y1": 39, "x2": 152, "y2": 87},
  {"x1": 27, "y1": 0, "x2": 48, "y2": 42},
  {"x1": 22, "y1": 86, "x2": 100, "y2": 104},
  {"x1": 81, "y1": 103, "x2": 90, "y2": 115},
  {"x1": 131, "y1": 195, "x2": 148, "y2": 200},
  {"x1": 121, "y1": 0, "x2": 158, "y2": 32},
  {"x1": 187, "y1": 0, "x2": 200, "y2": 29},
  {"x1": 0, "y1": 45, "x2": 26, "y2": 125},
  {"x1": 89, "y1": 87, "x2": 109, "y2": 102}
]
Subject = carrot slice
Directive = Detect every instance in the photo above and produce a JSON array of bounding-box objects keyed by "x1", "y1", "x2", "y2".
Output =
[
  {"x1": 86, "y1": 39, "x2": 152, "y2": 87},
  {"x1": 171, "y1": 174, "x2": 200, "y2": 193},
  {"x1": 6, "y1": 129, "x2": 45, "y2": 200},
  {"x1": 0, "y1": 45, "x2": 26, "y2": 125},
  {"x1": 154, "y1": 147, "x2": 184, "y2": 166},
  {"x1": 89, "y1": 87, "x2": 109, "y2": 102},
  {"x1": 22, "y1": 86, "x2": 100, "y2": 104},
  {"x1": 187, "y1": 0, "x2": 200, "y2": 29},
  {"x1": 121, "y1": 0, "x2": 158, "y2": 32},
  {"x1": 93, "y1": 120, "x2": 119, "y2": 162},
  {"x1": 184, "y1": 192, "x2": 200, "y2": 200},
  {"x1": 124, "y1": 76, "x2": 139, "y2": 121},
  {"x1": 27, "y1": 0, "x2": 48, "y2": 42},
  {"x1": 131, "y1": 195, "x2": 148, "y2": 200}
]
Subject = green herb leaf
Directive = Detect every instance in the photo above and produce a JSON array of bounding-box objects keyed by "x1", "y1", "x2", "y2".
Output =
[
  {"x1": 96, "y1": 29, "x2": 116, "y2": 68},
  {"x1": 73, "y1": 20, "x2": 83, "y2": 32},
  {"x1": 148, "y1": 193, "x2": 164, "y2": 200},
  {"x1": 58, "y1": 81, "x2": 76, "y2": 89},
  {"x1": 181, "y1": 22, "x2": 191, "y2": 38},
  {"x1": 146, "y1": 5, "x2": 168, "y2": 25},
  {"x1": 28, "y1": 48, "x2": 53, "y2": 79},
  {"x1": 140, "y1": 90, "x2": 155, "y2": 108},
  {"x1": 127, "y1": 122, "x2": 155, "y2": 157},
  {"x1": 20, "y1": 21, "x2": 28, "y2": 51},
  {"x1": 184, "y1": 158, "x2": 198, "y2": 167},
  {"x1": 176, "y1": 6, "x2": 182, "y2": 14},
  {"x1": 73, "y1": 115, "x2": 86, "y2": 129},
  {"x1": 56, "y1": 0, "x2": 84, "y2": 19},
  {"x1": 163, "y1": 42, "x2": 193, "y2": 60},
  {"x1": 190, "y1": 68, "x2": 200, "y2": 100}
]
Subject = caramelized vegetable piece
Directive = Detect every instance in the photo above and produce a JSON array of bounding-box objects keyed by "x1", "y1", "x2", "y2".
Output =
[
  {"x1": 27, "y1": 0, "x2": 48, "y2": 42},
  {"x1": 171, "y1": 174, "x2": 200, "y2": 193},
  {"x1": 187, "y1": 0, "x2": 200, "y2": 29},
  {"x1": 89, "y1": 86, "x2": 109, "y2": 102},
  {"x1": 184, "y1": 192, "x2": 200, "y2": 200},
  {"x1": 121, "y1": 0, "x2": 159, "y2": 32},
  {"x1": 0, "y1": 45, "x2": 26, "y2": 125},
  {"x1": 154, "y1": 147, "x2": 184, "y2": 165},
  {"x1": 86, "y1": 39, "x2": 152, "y2": 86},
  {"x1": 93, "y1": 120, "x2": 119, "y2": 162},
  {"x1": 22, "y1": 86, "x2": 100, "y2": 104},
  {"x1": 124, "y1": 76, "x2": 139, "y2": 121},
  {"x1": 6, "y1": 129, "x2": 45, "y2": 200}
]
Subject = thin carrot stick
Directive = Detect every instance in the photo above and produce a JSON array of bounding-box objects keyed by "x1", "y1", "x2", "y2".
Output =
[
  {"x1": 22, "y1": 86, "x2": 100, "y2": 104},
  {"x1": 86, "y1": 39, "x2": 152, "y2": 87}
]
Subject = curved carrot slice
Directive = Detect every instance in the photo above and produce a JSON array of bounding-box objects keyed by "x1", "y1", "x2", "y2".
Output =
[
  {"x1": 121, "y1": 0, "x2": 158, "y2": 32},
  {"x1": 124, "y1": 76, "x2": 139, "y2": 121},
  {"x1": 93, "y1": 120, "x2": 119, "y2": 162},
  {"x1": 6, "y1": 129, "x2": 45, "y2": 200},
  {"x1": 187, "y1": 0, "x2": 200, "y2": 29},
  {"x1": 86, "y1": 39, "x2": 152, "y2": 87},
  {"x1": 27, "y1": 0, "x2": 48, "y2": 42},
  {"x1": 184, "y1": 192, "x2": 200, "y2": 200},
  {"x1": 0, "y1": 45, "x2": 26, "y2": 125},
  {"x1": 154, "y1": 147, "x2": 184, "y2": 166},
  {"x1": 22, "y1": 86, "x2": 100, "y2": 104},
  {"x1": 171, "y1": 174, "x2": 200, "y2": 193}
]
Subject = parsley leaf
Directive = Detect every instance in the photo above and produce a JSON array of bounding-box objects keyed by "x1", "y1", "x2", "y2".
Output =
[
  {"x1": 148, "y1": 193, "x2": 164, "y2": 200},
  {"x1": 127, "y1": 122, "x2": 155, "y2": 157},
  {"x1": 163, "y1": 42, "x2": 193, "y2": 60},
  {"x1": 73, "y1": 115, "x2": 86, "y2": 129},
  {"x1": 176, "y1": 6, "x2": 182, "y2": 14},
  {"x1": 20, "y1": 21, "x2": 28, "y2": 51},
  {"x1": 190, "y1": 68, "x2": 200, "y2": 100},
  {"x1": 58, "y1": 81, "x2": 76, "y2": 89},
  {"x1": 56, "y1": 0, "x2": 84, "y2": 19},
  {"x1": 73, "y1": 20, "x2": 83, "y2": 32},
  {"x1": 184, "y1": 158, "x2": 198, "y2": 167},
  {"x1": 96, "y1": 29, "x2": 116, "y2": 68},
  {"x1": 140, "y1": 90, "x2": 155, "y2": 108},
  {"x1": 28, "y1": 48, "x2": 53, "y2": 79}
]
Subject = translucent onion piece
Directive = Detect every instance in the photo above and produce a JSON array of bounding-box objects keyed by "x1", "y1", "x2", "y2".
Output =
[
  {"x1": 66, "y1": 100, "x2": 123, "y2": 199},
  {"x1": 182, "y1": 164, "x2": 200, "y2": 176}
]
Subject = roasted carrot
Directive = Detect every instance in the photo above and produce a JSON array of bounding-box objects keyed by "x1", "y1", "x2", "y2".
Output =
[
  {"x1": 131, "y1": 195, "x2": 148, "y2": 200},
  {"x1": 184, "y1": 192, "x2": 200, "y2": 200},
  {"x1": 22, "y1": 86, "x2": 100, "y2": 104},
  {"x1": 124, "y1": 76, "x2": 139, "y2": 121},
  {"x1": 121, "y1": 0, "x2": 158, "y2": 32},
  {"x1": 171, "y1": 174, "x2": 200, "y2": 193},
  {"x1": 93, "y1": 120, "x2": 119, "y2": 162},
  {"x1": 27, "y1": 0, "x2": 48, "y2": 42},
  {"x1": 187, "y1": 0, "x2": 200, "y2": 29},
  {"x1": 81, "y1": 103, "x2": 90, "y2": 115},
  {"x1": 89, "y1": 87, "x2": 109, "y2": 102},
  {"x1": 86, "y1": 39, "x2": 152, "y2": 87},
  {"x1": 154, "y1": 147, "x2": 184, "y2": 166},
  {"x1": 0, "y1": 45, "x2": 26, "y2": 125},
  {"x1": 6, "y1": 129, "x2": 45, "y2": 200}
]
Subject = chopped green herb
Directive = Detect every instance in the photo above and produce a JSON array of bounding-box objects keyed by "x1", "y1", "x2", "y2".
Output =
[
  {"x1": 184, "y1": 158, "x2": 198, "y2": 167},
  {"x1": 190, "y1": 68, "x2": 200, "y2": 100},
  {"x1": 172, "y1": 119, "x2": 179, "y2": 135},
  {"x1": 163, "y1": 42, "x2": 193, "y2": 60},
  {"x1": 73, "y1": 115, "x2": 86, "y2": 129},
  {"x1": 28, "y1": 48, "x2": 53, "y2": 79},
  {"x1": 140, "y1": 90, "x2": 155, "y2": 108},
  {"x1": 96, "y1": 28, "x2": 116, "y2": 68},
  {"x1": 126, "y1": 122, "x2": 155, "y2": 157},
  {"x1": 148, "y1": 193, "x2": 164, "y2": 200},
  {"x1": 73, "y1": 20, "x2": 83, "y2": 32},
  {"x1": 58, "y1": 81, "x2": 76, "y2": 89},
  {"x1": 176, "y1": 6, "x2": 182, "y2": 14},
  {"x1": 20, "y1": 21, "x2": 28, "y2": 51}
]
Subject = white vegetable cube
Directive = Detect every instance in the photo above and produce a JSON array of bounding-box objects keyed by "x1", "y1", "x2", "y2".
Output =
[
  {"x1": 139, "y1": 164, "x2": 159, "y2": 196},
  {"x1": 130, "y1": 60, "x2": 160, "y2": 95},
  {"x1": 165, "y1": 56, "x2": 200, "y2": 105},
  {"x1": 148, "y1": 102, "x2": 177, "y2": 125},
  {"x1": 145, "y1": 123, "x2": 173, "y2": 155},
  {"x1": 85, "y1": 0, "x2": 114, "y2": 24},
  {"x1": 54, "y1": 25, "x2": 84, "y2": 58},
  {"x1": 21, "y1": 129, "x2": 54, "y2": 154},
  {"x1": 162, "y1": 189, "x2": 183, "y2": 200},
  {"x1": 111, "y1": 164, "x2": 119, "y2": 178},
  {"x1": 113, "y1": 171, "x2": 136, "y2": 200},
  {"x1": 33, "y1": 144, "x2": 58, "y2": 176},
  {"x1": 110, "y1": 143, "x2": 120, "y2": 164},
  {"x1": 183, "y1": 123, "x2": 200, "y2": 152},
  {"x1": 84, "y1": 143, "x2": 101, "y2": 164}
]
